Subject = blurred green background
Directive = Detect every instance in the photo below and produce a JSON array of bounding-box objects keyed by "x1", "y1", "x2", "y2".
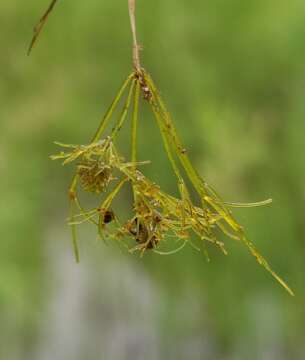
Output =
[{"x1": 1, "y1": 0, "x2": 305, "y2": 359}]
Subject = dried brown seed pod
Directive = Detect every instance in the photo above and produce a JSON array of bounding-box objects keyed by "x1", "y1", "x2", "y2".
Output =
[
  {"x1": 98, "y1": 209, "x2": 115, "y2": 224},
  {"x1": 126, "y1": 215, "x2": 161, "y2": 250}
]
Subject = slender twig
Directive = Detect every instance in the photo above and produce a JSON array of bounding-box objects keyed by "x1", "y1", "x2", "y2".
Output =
[
  {"x1": 28, "y1": 0, "x2": 59, "y2": 55},
  {"x1": 128, "y1": 0, "x2": 141, "y2": 71}
]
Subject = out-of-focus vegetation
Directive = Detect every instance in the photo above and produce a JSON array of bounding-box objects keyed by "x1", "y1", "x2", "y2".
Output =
[{"x1": 0, "y1": 1, "x2": 304, "y2": 359}]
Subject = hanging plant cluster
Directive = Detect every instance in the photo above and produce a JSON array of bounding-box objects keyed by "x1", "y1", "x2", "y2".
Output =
[{"x1": 28, "y1": 0, "x2": 293, "y2": 295}]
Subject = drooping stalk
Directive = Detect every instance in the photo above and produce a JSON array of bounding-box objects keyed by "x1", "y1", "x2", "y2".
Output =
[
  {"x1": 92, "y1": 73, "x2": 134, "y2": 143},
  {"x1": 240, "y1": 235, "x2": 294, "y2": 296},
  {"x1": 145, "y1": 73, "x2": 207, "y2": 197},
  {"x1": 131, "y1": 81, "x2": 140, "y2": 163},
  {"x1": 131, "y1": 80, "x2": 141, "y2": 203},
  {"x1": 69, "y1": 201, "x2": 80, "y2": 263},
  {"x1": 151, "y1": 101, "x2": 214, "y2": 260},
  {"x1": 151, "y1": 104, "x2": 184, "y2": 183},
  {"x1": 111, "y1": 79, "x2": 136, "y2": 141},
  {"x1": 146, "y1": 73, "x2": 238, "y2": 219}
]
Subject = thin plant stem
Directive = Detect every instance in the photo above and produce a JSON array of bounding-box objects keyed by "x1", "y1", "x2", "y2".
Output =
[
  {"x1": 128, "y1": 0, "x2": 141, "y2": 71},
  {"x1": 111, "y1": 80, "x2": 136, "y2": 141},
  {"x1": 240, "y1": 235, "x2": 294, "y2": 296},
  {"x1": 131, "y1": 80, "x2": 140, "y2": 202},
  {"x1": 131, "y1": 81, "x2": 140, "y2": 163},
  {"x1": 92, "y1": 73, "x2": 134, "y2": 143},
  {"x1": 151, "y1": 103, "x2": 183, "y2": 183},
  {"x1": 69, "y1": 201, "x2": 80, "y2": 263}
]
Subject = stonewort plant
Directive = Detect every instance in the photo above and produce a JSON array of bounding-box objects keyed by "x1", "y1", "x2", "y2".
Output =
[{"x1": 29, "y1": 0, "x2": 294, "y2": 295}]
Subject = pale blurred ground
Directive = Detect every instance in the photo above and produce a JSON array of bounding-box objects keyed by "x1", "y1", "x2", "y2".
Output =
[{"x1": 0, "y1": 1, "x2": 305, "y2": 359}]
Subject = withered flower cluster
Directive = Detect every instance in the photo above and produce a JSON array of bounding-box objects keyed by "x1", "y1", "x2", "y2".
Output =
[{"x1": 51, "y1": 70, "x2": 293, "y2": 295}]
